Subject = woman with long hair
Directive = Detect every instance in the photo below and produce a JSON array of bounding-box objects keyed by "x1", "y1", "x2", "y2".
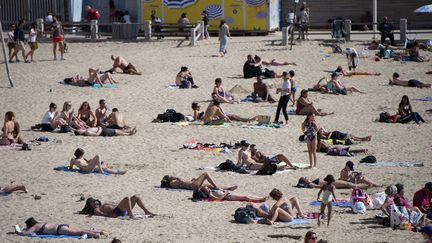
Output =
[
  {"x1": 397, "y1": 95, "x2": 426, "y2": 124},
  {"x1": 218, "y1": 19, "x2": 231, "y2": 57},
  {"x1": 301, "y1": 113, "x2": 318, "y2": 168}
]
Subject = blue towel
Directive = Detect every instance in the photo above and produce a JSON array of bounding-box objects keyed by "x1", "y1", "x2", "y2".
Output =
[
  {"x1": 19, "y1": 234, "x2": 83, "y2": 239},
  {"x1": 91, "y1": 83, "x2": 116, "y2": 89},
  {"x1": 0, "y1": 192, "x2": 11, "y2": 196},
  {"x1": 256, "y1": 217, "x2": 310, "y2": 225},
  {"x1": 309, "y1": 200, "x2": 352, "y2": 207},
  {"x1": 361, "y1": 162, "x2": 423, "y2": 167},
  {"x1": 240, "y1": 97, "x2": 255, "y2": 102},
  {"x1": 416, "y1": 97, "x2": 432, "y2": 101},
  {"x1": 53, "y1": 166, "x2": 110, "y2": 176}
]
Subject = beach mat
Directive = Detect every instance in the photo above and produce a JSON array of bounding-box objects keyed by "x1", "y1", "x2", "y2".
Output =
[
  {"x1": 360, "y1": 162, "x2": 424, "y2": 167},
  {"x1": 256, "y1": 217, "x2": 311, "y2": 225},
  {"x1": 416, "y1": 97, "x2": 432, "y2": 101},
  {"x1": 309, "y1": 199, "x2": 351, "y2": 207},
  {"x1": 202, "y1": 198, "x2": 263, "y2": 203},
  {"x1": 60, "y1": 81, "x2": 116, "y2": 89},
  {"x1": 240, "y1": 123, "x2": 281, "y2": 129},
  {"x1": 18, "y1": 234, "x2": 84, "y2": 239},
  {"x1": 53, "y1": 166, "x2": 111, "y2": 176},
  {"x1": 175, "y1": 121, "x2": 229, "y2": 128}
]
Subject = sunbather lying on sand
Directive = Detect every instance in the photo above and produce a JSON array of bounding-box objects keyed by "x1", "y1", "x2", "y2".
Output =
[
  {"x1": 0, "y1": 183, "x2": 27, "y2": 193},
  {"x1": 16, "y1": 217, "x2": 104, "y2": 238},
  {"x1": 69, "y1": 148, "x2": 126, "y2": 175},
  {"x1": 197, "y1": 186, "x2": 266, "y2": 202},
  {"x1": 389, "y1": 73, "x2": 431, "y2": 88},
  {"x1": 317, "y1": 140, "x2": 368, "y2": 155},
  {"x1": 160, "y1": 172, "x2": 237, "y2": 190},
  {"x1": 81, "y1": 196, "x2": 155, "y2": 219},
  {"x1": 203, "y1": 99, "x2": 256, "y2": 125},
  {"x1": 317, "y1": 128, "x2": 371, "y2": 142},
  {"x1": 63, "y1": 68, "x2": 119, "y2": 86},
  {"x1": 74, "y1": 126, "x2": 136, "y2": 137},
  {"x1": 334, "y1": 65, "x2": 380, "y2": 77},
  {"x1": 250, "y1": 144, "x2": 295, "y2": 168}
]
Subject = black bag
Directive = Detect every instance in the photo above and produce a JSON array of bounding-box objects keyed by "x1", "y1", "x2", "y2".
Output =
[
  {"x1": 192, "y1": 189, "x2": 208, "y2": 201},
  {"x1": 256, "y1": 157, "x2": 277, "y2": 175},
  {"x1": 379, "y1": 112, "x2": 390, "y2": 123},
  {"x1": 60, "y1": 125, "x2": 73, "y2": 133},
  {"x1": 218, "y1": 159, "x2": 240, "y2": 171},
  {"x1": 155, "y1": 109, "x2": 185, "y2": 123},
  {"x1": 263, "y1": 68, "x2": 275, "y2": 78},
  {"x1": 234, "y1": 207, "x2": 257, "y2": 224},
  {"x1": 360, "y1": 155, "x2": 377, "y2": 164},
  {"x1": 179, "y1": 79, "x2": 190, "y2": 89}
]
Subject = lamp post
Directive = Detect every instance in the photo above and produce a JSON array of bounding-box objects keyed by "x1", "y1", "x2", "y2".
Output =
[
  {"x1": 0, "y1": 4, "x2": 15, "y2": 87},
  {"x1": 373, "y1": 0, "x2": 377, "y2": 39}
]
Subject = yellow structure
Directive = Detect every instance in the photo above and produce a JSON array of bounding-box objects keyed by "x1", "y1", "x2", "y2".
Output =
[{"x1": 142, "y1": 0, "x2": 281, "y2": 33}]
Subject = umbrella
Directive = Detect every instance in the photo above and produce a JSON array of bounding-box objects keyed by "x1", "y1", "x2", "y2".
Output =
[
  {"x1": 163, "y1": 0, "x2": 197, "y2": 9},
  {"x1": 414, "y1": 4, "x2": 432, "y2": 13}
]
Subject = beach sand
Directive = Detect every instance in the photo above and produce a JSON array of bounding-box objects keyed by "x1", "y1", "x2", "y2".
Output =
[{"x1": 0, "y1": 34, "x2": 431, "y2": 242}]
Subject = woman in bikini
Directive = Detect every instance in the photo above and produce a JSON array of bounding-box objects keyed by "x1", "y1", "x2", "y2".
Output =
[
  {"x1": 160, "y1": 172, "x2": 237, "y2": 191},
  {"x1": 253, "y1": 55, "x2": 296, "y2": 66},
  {"x1": 0, "y1": 111, "x2": 26, "y2": 146},
  {"x1": 81, "y1": 196, "x2": 155, "y2": 219},
  {"x1": 69, "y1": 148, "x2": 126, "y2": 174},
  {"x1": 296, "y1": 90, "x2": 333, "y2": 116},
  {"x1": 334, "y1": 65, "x2": 380, "y2": 77},
  {"x1": 16, "y1": 217, "x2": 103, "y2": 238},
  {"x1": 198, "y1": 186, "x2": 266, "y2": 202},
  {"x1": 60, "y1": 102, "x2": 88, "y2": 129},
  {"x1": 64, "y1": 68, "x2": 119, "y2": 86},
  {"x1": 301, "y1": 113, "x2": 318, "y2": 168},
  {"x1": 213, "y1": 78, "x2": 234, "y2": 103},
  {"x1": 251, "y1": 188, "x2": 305, "y2": 224},
  {"x1": 397, "y1": 95, "x2": 426, "y2": 124},
  {"x1": 191, "y1": 103, "x2": 204, "y2": 121},
  {"x1": 316, "y1": 140, "x2": 368, "y2": 156},
  {"x1": 339, "y1": 161, "x2": 379, "y2": 187},
  {"x1": 77, "y1": 101, "x2": 97, "y2": 127},
  {"x1": 73, "y1": 126, "x2": 137, "y2": 137}
]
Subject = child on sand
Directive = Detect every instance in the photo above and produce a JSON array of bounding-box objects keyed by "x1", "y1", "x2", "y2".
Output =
[
  {"x1": 317, "y1": 175, "x2": 337, "y2": 226},
  {"x1": 288, "y1": 70, "x2": 297, "y2": 106}
]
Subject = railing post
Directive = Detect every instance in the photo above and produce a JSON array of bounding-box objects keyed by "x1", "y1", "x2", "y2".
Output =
[
  {"x1": 199, "y1": 21, "x2": 204, "y2": 40},
  {"x1": 282, "y1": 27, "x2": 288, "y2": 46},
  {"x1": 400, "y1": 18, "x2": 407, "y2": 44},
  {"x1": 344, "y1": 19, "x2": 351, "y2": 42},
  {"x1": 144, "y1": 21, "x2": 151, "y2": 40},
  {"x1": 190, "y1": 27, "x2": 196, "y2": 46},
  {"x1": 36, "y1": 18, "x2": 44, "y2": 37},
  {"x1": 91, "y1": 19, "x2": 98, "y2": 39}
]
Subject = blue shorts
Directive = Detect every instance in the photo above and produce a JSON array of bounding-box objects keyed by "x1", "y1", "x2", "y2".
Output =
[{"x1": 113, "y1": 207, "x2": 128, "y2": 217}]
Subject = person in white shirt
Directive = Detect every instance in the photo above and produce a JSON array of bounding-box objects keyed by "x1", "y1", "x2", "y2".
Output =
[
  {"x1": 7, "y1": 24, "x2": 18, "y2": 62},
  {"x1": 25, "y1": 23, "x2": 38, "y2": 62},
  {"x1": 45, "y1": 12, "x2": 53, "y2": 23},
  {"x1": 40, "y1": 103, "x2": 68, "y2": 131},
  {"x1": 346, "y1": 47, "x2": 359, "y2": 71},
  {"x1": 122, "y1": 10, "x2": 131, "y2": 24},
  {"x1": 286, "y1": 11, "x2": 296, "y2": 39},
  {"x1": 274, "y1": 71, "x2": 292, "y2": 125}
]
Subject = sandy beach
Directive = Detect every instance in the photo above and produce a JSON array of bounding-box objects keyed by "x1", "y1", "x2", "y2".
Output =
[{"x1": 0, "y1": 33, "x2": 431, "y2": 242}]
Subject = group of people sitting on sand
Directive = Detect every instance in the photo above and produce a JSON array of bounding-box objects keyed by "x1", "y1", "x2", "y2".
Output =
[
  {"x1": 31, "y1": 100, "x2": 136, "y2": 136},
  {"x1": 243, "y1": 54, "x2": 296, "y2": 79},
  {"x1": 64, "y1": 55, "x2": 141, "y2": 87},
  {"x1": 370, "y1": 40, "x2": 430, "y2": 62}
]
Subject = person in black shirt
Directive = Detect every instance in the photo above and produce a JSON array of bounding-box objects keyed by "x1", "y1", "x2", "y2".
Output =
[
  {"x1": 202, "y1": 10, "x2": 210, "y2": 39},
  {"x1": 378, "y1": 16, "x2": 395, "y2": 46}
]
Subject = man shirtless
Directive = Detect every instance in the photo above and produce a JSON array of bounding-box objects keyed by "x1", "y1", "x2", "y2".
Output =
[
  {"x1": 95, "y1": 99, "x2": 110, "y2": 126},
  {"x1": 160, "y1": 172, "x2": 237, "y2": 190},
  {"x1": 202, "y1": 100, "x2": 230, "y2": 125},
  {"x1": 249, "y1": 144, "x2": 295, "y2": 168},
  {"x1": 105, "y1": 55, "x2": 141, "y2": 75},
  {"x1": 106, "y1": 108, "x2": 128, "y2": 129},
  {"x1": 69, "y1": 148, "x2": 126, "y2": 174},
  {"x1": 236, "y1": 140, "x2": 264, "y2": 170},
  {"x1": 252, "y1": 76, "x2": 276, "y2": 103},
  {"x1": 389, "y1": 72, "x2": 431, "y2": 88},
  {"x1": 74, "y1": 126, "x2": 136, "y2": 137}
]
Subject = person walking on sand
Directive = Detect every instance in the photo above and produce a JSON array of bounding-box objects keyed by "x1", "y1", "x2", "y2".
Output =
[
  {"x1": 51, "y1": 15, "x2": 65, "y2": 60},
  {"x1": 25, "y1": 23, "x2": 39, "y2": 62},
  {"x1": 218, "y1": 19, "x2": 231, "y2": 57},
  {"x1": 9, "y1": 20, "x2": 28, "y2": 63},
  {"x1": 274, "y1": 71, "x2": 291, "y2": 125},
  {"x1": 317, "y1": 175, "x2": 337, "y2": 227}
]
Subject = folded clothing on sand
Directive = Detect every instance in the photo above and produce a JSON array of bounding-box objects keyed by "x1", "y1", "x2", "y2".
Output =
[{"x1": 53, "y1": 166, "x2": 111, "y2": 176}]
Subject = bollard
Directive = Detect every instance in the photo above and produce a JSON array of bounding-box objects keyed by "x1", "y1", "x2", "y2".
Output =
[
  {"x1": 190, "y1": 27, "x2": 196, "y2": 46},
  {"x1": 91, "y1": 20, "x2": 98, "y2": 39},
  {"x1": 400, "y1": 18, "x2": 407, "y2": 44},
  {"x1": 36, "y1": 18, "x2": 44, "y2": 38},
  {"x1": 199, "y1": 21, "x2": 204, "y2": 41},
  {"x1": 344, "y1": 19, "x2": 351, "y2": 42},
  {"x1": 144, "y1": 21, "x2": 151, "y2": 40},
  {"x1": 282, "y1": 27, "x2": 288, "y2": 46}
]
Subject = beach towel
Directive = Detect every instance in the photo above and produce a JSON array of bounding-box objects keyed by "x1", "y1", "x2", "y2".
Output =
[
  {"x1": 18, "y1": 234, "x2": 84, "y2": 239},
  {"x1": 240, "y1": 123, "x2": 281, "y2": 129},
  {"x1": 53, "y1": 166, "x2": 111, "y2": 176},
  {"x1": 202, "y1": 163, "x2": 307, "y2": 174},
  {"x1": 360, "y1": 162, "x2": 424, "y2": 167},
  {"x1": 201, "y1": 198, "x2": 263, "y2": 203},
  {"x1": 167, "y1": 84, "x2": 179, "y2": 89},
  {"x1": 175, "y1": 121, "x2": 229, "y2": 128},
  {"x1": 309, "y1": 199, "x2": 352, "y2": 207},
  {"x1": 416, "y1": 97, "x2": 432, "y2": 101},
  {"x1": 61, "y1": 81, "x2": 116, "y2": 89},
  {"x1": 0, "y1": 192, "x2": 11, "y2": 196},
  {"x1": 0, "y1": 144, "x2": 23, "y2": 150},
  {"x1": 256, "y1": 217, "x2": 311, "y2": 225},
  {"x1": 274, "y1": 109, "x2": 296, "y2": 115},
  {"x1": 240, "y1": 96, "x2": 255, "y2": 102}
]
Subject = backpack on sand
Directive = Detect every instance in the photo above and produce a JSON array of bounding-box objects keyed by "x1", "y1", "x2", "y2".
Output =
[{"x1": 234, "y1": 207, "x2": 256, "y2": 224}]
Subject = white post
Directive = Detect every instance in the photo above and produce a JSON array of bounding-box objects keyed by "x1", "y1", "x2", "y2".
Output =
[
  {"x1": 0, "y1": 19, "x2": 15, "y2": 87},
  {"x1": 90, "y1": 19, "x2": 98, "y2": 39},
  {"x1": 282, "y1": 26, "x2": 288, "y2": 46},
  {"x1": 344, "y1": 19, "x2": 351, "y2": 41},
  {"x1": 199, "y1": 21, "x2": 204, "y2": 40},
  {"x1": 373, "y1": 0, "x2": 377, "y2": 39},
  {"x1": 36, "y1": 18, "x2": 44, "y2": 38},
  {"x1": 144, "y1": 21, "x2": 151, "y2": 40},
  {"x1": 400, "y1": 18, "x2": 407, "y2": 44},
  {"x1": 190, "y1": 27, "x2": 196, "y2": 46}
]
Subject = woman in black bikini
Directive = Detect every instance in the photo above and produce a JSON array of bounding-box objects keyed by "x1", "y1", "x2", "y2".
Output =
[
  {"x1": 81, "y1": 196, "x2": 155, "y2": 219},
  {"x1": 397, "y1": 95, "x2": 426, "y2": 124},
  {"x1": 16, "y1": 217, "x2": 103, "y2": 238},
  {"x1": 213, "y1": 78, "x2": 234, "y2": 103},
  {"x1": 77, "y1": 101, "x2": 97, "y2": 127},
  {"x1": 301, "y1": 113, "x2": 318, "y2": 168}
]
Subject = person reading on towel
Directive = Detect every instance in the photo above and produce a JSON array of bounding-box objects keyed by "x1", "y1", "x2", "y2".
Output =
[{"x1": 69, "y1": 148, "x2": 126, "y2": 174}]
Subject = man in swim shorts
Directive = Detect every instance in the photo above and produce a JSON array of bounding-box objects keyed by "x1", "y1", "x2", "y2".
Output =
[
  {"x1": 105, "y1": 55, "x2": 141, "y2": 75},
  {"x1": 74, "y1": 126, "x2": 136, "y2": 137},
  {"x1": 389, "y1": 73, "x2": 431, "y2": 88}
]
